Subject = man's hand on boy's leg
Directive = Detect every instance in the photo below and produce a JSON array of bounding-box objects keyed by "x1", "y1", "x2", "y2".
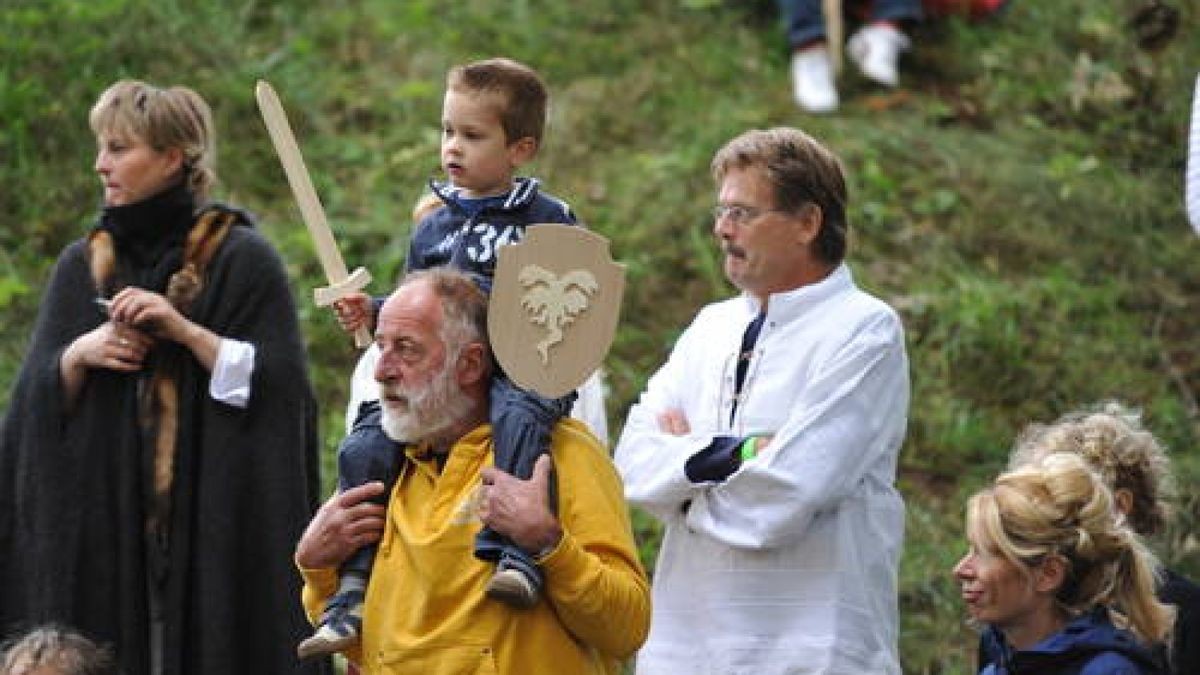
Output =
[
  {"x1": 295, "y1": 481, "x2": 388, "y2": 570},
  {"x1": 478, "y1": 455, "x2": 561, "y2": 555}
]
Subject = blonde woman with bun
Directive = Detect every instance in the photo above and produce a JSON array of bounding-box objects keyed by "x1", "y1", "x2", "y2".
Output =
[
  {"x1": 954, "y1": 452, "x2": 1173, "y2": 674},
  {"x1": 1009, "y1": 402, "x2": 1199, "y2": 674}
]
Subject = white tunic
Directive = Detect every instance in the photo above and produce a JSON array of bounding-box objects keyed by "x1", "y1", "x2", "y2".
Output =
[
  {"x1": 615, "y1": 265, "x2": 909, "y2": 675},
  {"x1": 1188, "y1": 72, "x2": 1200, "y2": 234}
]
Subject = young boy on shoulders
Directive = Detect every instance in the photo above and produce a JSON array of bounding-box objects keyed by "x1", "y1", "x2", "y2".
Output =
[{"x1": 299, "y1": 57, "x2": 581, "y2": 659}]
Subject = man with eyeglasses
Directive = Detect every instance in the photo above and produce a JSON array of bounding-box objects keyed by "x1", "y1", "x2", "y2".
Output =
[{"x1": 615, "y1": 127, "x2": 910, "y2": 674}]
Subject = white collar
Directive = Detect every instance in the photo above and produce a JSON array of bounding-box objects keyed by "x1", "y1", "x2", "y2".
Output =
[{"x1": 738, "y1": 264, "x2": 854, "y2": 324}]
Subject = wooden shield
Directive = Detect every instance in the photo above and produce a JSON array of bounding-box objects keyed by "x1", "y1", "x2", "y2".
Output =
[{"x1": 489, "y1": 225, "x2": 625, "y2": 399}]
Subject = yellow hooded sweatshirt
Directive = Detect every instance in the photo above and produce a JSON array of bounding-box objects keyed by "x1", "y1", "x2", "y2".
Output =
[{"x1": 301, "y1": 419, "x2": 651, "y2": 674}]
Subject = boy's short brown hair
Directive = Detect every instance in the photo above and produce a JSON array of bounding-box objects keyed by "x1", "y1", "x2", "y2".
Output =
[{"x1": 447, "y1": 57, "x2": 547, "y2": 146}]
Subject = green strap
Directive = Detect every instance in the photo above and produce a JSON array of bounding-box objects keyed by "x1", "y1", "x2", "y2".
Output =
[{"x1": 738, "y1": 436, "x2": 758, "y2": 461}]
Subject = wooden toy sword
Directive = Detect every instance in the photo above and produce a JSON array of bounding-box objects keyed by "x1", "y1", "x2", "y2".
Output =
[{"x1": 255, "y1": 80, "x2": 372, "y2": 348}]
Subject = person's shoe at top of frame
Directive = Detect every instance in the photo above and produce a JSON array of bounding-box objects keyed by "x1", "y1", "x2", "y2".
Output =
[
  {"x1": 790, "y1": 44, "x2": 839, "y2": 114},
  {"x1": 847, "y1": 22, "x2": 911, "y2": 88}
]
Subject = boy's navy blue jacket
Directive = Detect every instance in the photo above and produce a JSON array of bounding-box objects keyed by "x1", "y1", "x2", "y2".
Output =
[
  {"x1": 978, "y1": 606, "x2": 1166, "y2": 675},
  {"x1": 402, "y1": 177, "x2": 581, "y2": 575},
  {"x1": 407, "y1": 177, "x2": 576, "y2": 290}
]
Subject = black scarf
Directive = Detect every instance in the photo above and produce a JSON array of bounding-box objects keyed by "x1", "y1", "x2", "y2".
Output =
[{"x1": 97, "y1": 181, "x2": 196, "y2": 290}]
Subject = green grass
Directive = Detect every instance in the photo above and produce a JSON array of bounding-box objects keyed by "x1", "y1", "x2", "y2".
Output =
[{"x1": 3, "y1": 1, "x2": 1199, "y2": 671}]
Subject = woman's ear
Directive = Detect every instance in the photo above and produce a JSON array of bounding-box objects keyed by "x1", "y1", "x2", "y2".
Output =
[
  {"x1": 1033, "y1": 554, "x2": 1068, "y2": 595},
  {"x1": 164, "y1": 146, "x2": 186, "y2": 176},
  {"x1": 1113, "y1": 488, "x2": 1135, "y2": 519}
]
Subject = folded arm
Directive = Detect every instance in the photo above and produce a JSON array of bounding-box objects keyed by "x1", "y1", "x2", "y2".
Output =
[
  {"x1": 686, "y1": 332, "x2": 909, "y2": 549},
  {"x1": 613, "y1": 328, "x2": 719, "y2": 520}
]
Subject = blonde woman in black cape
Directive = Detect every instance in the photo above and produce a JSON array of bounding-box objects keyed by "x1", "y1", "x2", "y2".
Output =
[{"x1": 0, "y1": 79, "x2": 327, "y2": 675}]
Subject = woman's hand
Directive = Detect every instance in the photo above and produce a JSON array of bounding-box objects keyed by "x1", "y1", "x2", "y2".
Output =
[
  {"x1": 109, "y1": 287, "x2": 220, "y2": 370},
  {"x1": 59, "y1": 321, "x2": 154, "y2": 408},
  {"x1": 63, "y1": 321, "x2": 153, "y2": 374},
  {"x1": 109, "y1": 287, "x2": 188, "y2": 343},
  {"x1": 103, "y1": 282, "x2": 225, "y2": 369}
]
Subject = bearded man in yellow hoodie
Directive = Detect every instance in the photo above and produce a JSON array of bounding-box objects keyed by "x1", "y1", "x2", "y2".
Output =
[{"x1": 295, "y1": 266, "x2": 650, "y2": 675}]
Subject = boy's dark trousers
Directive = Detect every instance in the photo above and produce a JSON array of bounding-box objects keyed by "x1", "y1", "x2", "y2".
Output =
[
  {"x1": 474, "y1": 375, "x2": 576, "y2": 576},
  {"x1": 335, "y1": 400, "x2": 404, "y2": 577}
]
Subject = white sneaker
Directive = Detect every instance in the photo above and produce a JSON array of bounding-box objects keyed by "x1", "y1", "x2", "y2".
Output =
[
  {"x1": 790, "y1": 47, "x2": 838, "y2": 114},
  {"x1": 847, "y1": 23, "x2": 911, "y2": 88},
  {"x1": 485, "y1": 567, "x2": 540, "y2": 609},
  {"x1": 296, "y1": 622, "x2": 359, "y2": 659},
  {"x1": 296, "y1": 599, "x2": 363, "y2": 659}
]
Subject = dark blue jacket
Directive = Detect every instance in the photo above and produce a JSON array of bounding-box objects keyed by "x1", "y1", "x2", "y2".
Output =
[
  {"x1": 1159, "y1": 567, "x2": 1200, "y2": 675},
  {"x1": 979, "y1": 607, "x2": 1166, "y2": 675},
  {"x1": 406, "y1": 177, "x2": 576, "y2": 291}
]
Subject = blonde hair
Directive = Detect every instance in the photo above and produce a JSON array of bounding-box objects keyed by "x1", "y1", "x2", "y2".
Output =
[
  {"x1": 1009, "y1": 401, "x2": 1174, "y2": 536},
  {"x1": 967, "y1": 452, "x2": 1173, "y2": 644},
  {"x1": 0, "y1": 625, "x2": 117, "y2": 675},
  {"x1": 88, "y1": 79, "x2": 217, "y2": 200}
]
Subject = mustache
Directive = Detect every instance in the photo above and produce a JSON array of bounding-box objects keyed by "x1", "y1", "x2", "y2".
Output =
[{"x1": 379, "y1": 379, "x2": 424, "y2": 402}]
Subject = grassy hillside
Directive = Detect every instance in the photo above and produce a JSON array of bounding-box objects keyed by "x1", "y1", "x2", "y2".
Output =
[{"x1": 3, "y1": 0, "x2": 1198, "y2": 671}]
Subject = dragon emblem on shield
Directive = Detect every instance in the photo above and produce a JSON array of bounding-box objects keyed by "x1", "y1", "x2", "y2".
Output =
[
  {"x1": 489, "y1": 225, "x2": 623, "y2": 399},
  {"x1": 518, "y1": 265, "x2": 598, "y2": 364}
]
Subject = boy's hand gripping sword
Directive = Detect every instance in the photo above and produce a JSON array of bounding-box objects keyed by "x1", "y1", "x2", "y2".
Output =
[{"x1": 255, "y1": 80, "x2": 373, "y2": 348}]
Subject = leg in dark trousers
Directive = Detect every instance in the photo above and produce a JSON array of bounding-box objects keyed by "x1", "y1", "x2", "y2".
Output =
[
  {"x1": 476, "y1": 374, "x2": 575, "y2": 607},
  {"x1": 298, "y1": 400, "x2": 404, "y2": 659},
  {"x1": 335, "y1": 400, "x2": 404, "y2": 571}
]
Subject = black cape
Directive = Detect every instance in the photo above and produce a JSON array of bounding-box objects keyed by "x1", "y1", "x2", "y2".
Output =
[
  {"x1": 0, "y1": 199, "x2": 330, "y2": 675},
  {"x1": 1160, "y1": 566, "x2": 1200, "y2": 675}
]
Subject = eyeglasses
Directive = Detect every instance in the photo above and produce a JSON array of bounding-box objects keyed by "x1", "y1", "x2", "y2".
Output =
[{"x1": 712, "y1": 203, "x2": 785, "y2": 226}]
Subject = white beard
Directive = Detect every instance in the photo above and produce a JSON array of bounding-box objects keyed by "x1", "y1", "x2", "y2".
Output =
[{"x1": 379, "y1": 360, "x2": 473, "y2": 444}]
